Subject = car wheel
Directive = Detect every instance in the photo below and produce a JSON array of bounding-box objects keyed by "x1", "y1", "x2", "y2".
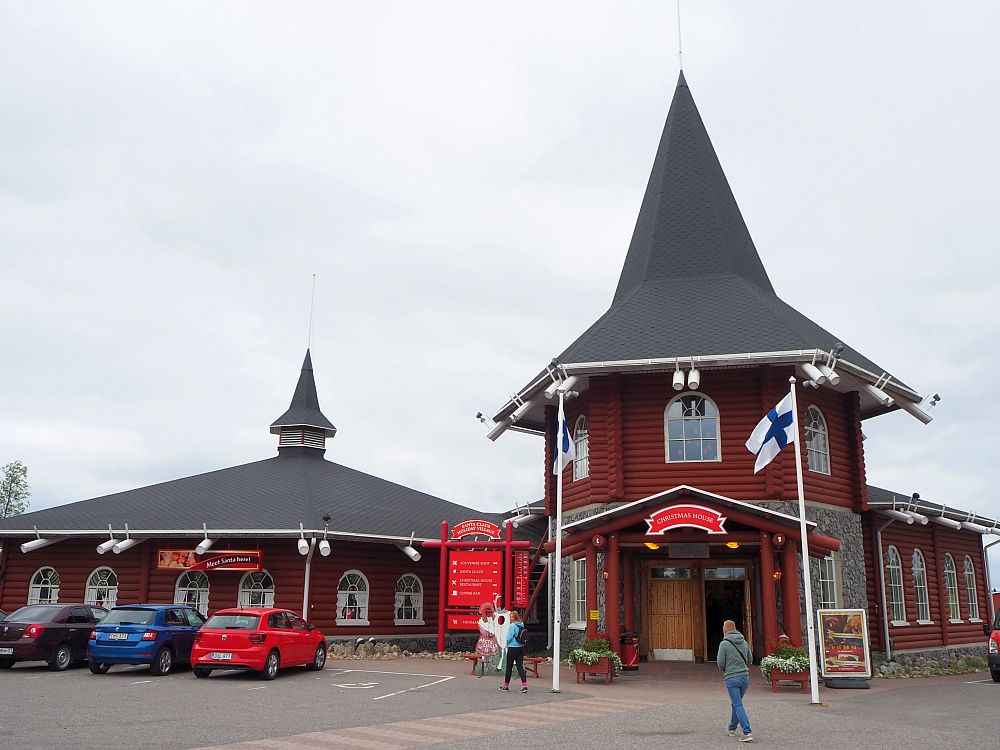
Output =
[
  {"x1": 992, "y1": 669, "x2": 1000, "y2": 684},
  {"x1": 260, "y1": 650, "x2": 279, "y2": 681},
  {"x1": 149, "y1": 647, "x2": 173, "y2": 676},
  {"x1": 307, "y1": 644, "x2": 327, "y2": 671},
  {"x1": 88, "y1": 661, "x2": 111, "y2": 674},
  {"x1": 0, "y1": 659, "x2": 14, "y2": 670},
  {"x1": 193, "y1": 667, "x2": 212, "y2": 679},
  {"x1": 49, "y1": 644, "x2": 73, "y2": 671}
]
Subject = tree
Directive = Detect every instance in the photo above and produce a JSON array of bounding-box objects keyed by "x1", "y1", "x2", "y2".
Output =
[{"x1": 0, "y1": 460, "x2": 30, "y2": 518}]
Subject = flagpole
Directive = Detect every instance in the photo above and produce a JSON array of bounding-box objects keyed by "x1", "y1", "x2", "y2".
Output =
[
  {"x1": 551, "y1": 388, "x2": 566, "y2": 693},
  {"x1": 789, "y1": 376, "x2": 821, "y2": 705}
]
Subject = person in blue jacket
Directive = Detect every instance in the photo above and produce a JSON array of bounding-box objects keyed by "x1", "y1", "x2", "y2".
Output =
[{"x1": 499, "y1": 610, "x2": 528, "y2": 693}]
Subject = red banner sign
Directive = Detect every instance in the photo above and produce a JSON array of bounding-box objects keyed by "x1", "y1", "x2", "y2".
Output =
[
  {"x1": 156, "y1": 549, "x2": 263, "y2": 572},
  {"x1": 447, "y1": 550, "x2": 502, "y2": 607},
  {"x1": 447, "y1": 613, "x2": 482, "y2": 631},
  {"x1": 451, "y1": 519, "x2": 502, "y2": 540},
  {"x1": 513, "y1": 550, "x2": 530, "y2": 607},
  {"x1": 645, "y1": 504, "x2": 727, "y2": 535}
]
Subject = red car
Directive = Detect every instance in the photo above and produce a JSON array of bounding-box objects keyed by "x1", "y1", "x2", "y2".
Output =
[{"x1": 190, "y1": 608, "x2": 326, "y2": 680}]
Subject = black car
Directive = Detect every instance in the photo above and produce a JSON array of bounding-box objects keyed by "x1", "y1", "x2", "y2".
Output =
[
  {"x1": 0, "y1": 604, "x2": 108, "y2": 670},
  {"x1": 0, "y1": 610, "x2": 7, "y2": 621}
]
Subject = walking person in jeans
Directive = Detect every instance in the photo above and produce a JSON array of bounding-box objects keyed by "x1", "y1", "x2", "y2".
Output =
[
  {"x1": 717, "y1": 619, "x2": 754, "y2": 742},
  {"x1": 499, "y1": 610, "x2": 528, "y2": 693}
]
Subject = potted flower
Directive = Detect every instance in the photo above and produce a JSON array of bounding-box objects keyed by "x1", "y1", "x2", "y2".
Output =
[
  {"x1": 567, "y1": 637, "x2": 624, "y2": 684},
  {"x1": 759, "y1": 642, "x2": 811, "y2": 691}
]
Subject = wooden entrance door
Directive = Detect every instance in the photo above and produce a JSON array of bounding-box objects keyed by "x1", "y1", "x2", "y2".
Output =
[{"x1": 649, "y1": 578, "x2": 694, "y2": 660}]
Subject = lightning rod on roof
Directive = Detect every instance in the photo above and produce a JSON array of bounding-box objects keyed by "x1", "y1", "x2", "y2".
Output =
[
  {"x1": 676, "y1": 0, "x2": 684, "y2": 71},
  {"x1": 307, "y1": 273, "x2": 317, "y2": 349}
]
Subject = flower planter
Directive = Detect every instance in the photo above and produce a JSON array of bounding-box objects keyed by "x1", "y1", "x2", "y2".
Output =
[
  {"x1": 575, "y1": 656, "x2": 614, "y2": 685},
  {"x1": 769, "y1": 668, "x2": 808, "y2": 693}
]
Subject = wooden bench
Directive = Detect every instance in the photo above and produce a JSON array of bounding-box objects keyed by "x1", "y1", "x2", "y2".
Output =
[{"x1": 462, "y1": 653, "x2": 545, "y2": 678}]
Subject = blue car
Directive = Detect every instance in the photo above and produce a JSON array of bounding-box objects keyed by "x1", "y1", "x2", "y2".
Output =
[{"x1": 88, "y1": 604, "x2": 206, "y2": 676}]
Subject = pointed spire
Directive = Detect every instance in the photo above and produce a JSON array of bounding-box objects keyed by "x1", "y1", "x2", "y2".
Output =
[
  {"x1": 270, "y1": 349, "x2": 337, "y2": 447},
  {"x1": 612, "y1": 73, "x2": 774, "y2": 303}
]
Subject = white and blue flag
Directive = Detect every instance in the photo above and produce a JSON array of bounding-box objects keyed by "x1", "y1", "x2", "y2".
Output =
[
  {"x1": 552, "y1": 399, "x2": 576, "y2": 475},
  {"x1": 745, "y1": 393, "x2": 796, "y2": 474}
]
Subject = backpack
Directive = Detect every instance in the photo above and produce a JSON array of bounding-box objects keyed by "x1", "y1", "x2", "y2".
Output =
[{"x1": 514, "y1": 624, "x2": 528, "y2": 645}]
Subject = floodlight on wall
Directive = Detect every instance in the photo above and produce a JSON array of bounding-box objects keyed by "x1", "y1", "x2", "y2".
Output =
[
  {"x1": 930, "y1": 515, "x2": 962, "y2": 531},
  {"x1": 800, "y1": 362, "x2": 827, "y2": 385},
  {"x1": 112, "y1": 538, "x2": 140, "y2": 554},
  {"x1": 861, "y1": 383, "x2": 893, "y2": 407},
  {"x1": 20, "y1": 537, "x2": 60, "y2": 554},
  {"x1": 545, "y1": 375, "x2": 578, "y2": 399},
  {"x1": 687, "y1": 367, "x2": 700, "y2": 390},
  {"x1": 961, "y1": 520, "x2": 990, "y2": 534},
  {"x1": 319, "y1": 516, "x2": 332, "y2": 556},
  {"x1": 400, "y1": 532, "x2": 421, "y2": 562},
  {"x1": 817, "y1": 364, "x2": 840, "y2": 385},
  {"x1": 673, "y1": 359, "x2": 684, "y2": 391},
  {"x1": 297, "y1": 523, "x2": 309, "y2": 555},
  {"x1": 906, "y1": 511, "x2": 929, "y2": 525},
  {"x1": 96, "y1": 538, "x2": 118, "y2": 555},
  {"x1": 196, "y1": 537, "x2": 215, "y2": 555},
  {"x1": 882, "y1": 509, "x2": 915, "y2": 524}
]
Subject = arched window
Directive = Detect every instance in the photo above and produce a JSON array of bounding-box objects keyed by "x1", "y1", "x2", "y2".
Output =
[
  {"x1": 665, "y1": 393, "x2": 720, "y2": 462},
  {"x1": 27, "y1": 567, "x2": 60, "y2": 605},
  {"x1": 239, "y1": 571, "x2": 275, "y2": 608},
  {"x1": 337, "y1": 570, "x2": 370, "y2": 626},
  {"x1": 175, "y1": 571, "x2": 210, "y2": 615},
  {"x1": 911, "y1": 549, "x2": 931, "y2": 622},
  {"x1": 943, "y1": 554, "x2": 960, "y2": 621},
  {"x1": 573, "y1": 416, "x2": 589, "y2": 481},
  {"x1": 394, "y1": 574, "x2": 424, "y2": 625},
  {"x1": 885, "y1": 546, "x2": 906, "y2": 623},
  {"x1": 804, "y1": 406, "x2": 831, "y2": 474},
  {"x1": 85, "y1": 567, "x2": 118, "y2": 609},
  {"x1": 963, "y1": 556, "x2": 979, "y2": 620}
]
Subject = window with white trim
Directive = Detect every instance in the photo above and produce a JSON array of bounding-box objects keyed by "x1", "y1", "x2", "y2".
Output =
[
  {"x1": 85, "y1": 567, "x2": 118, "y2": 609},
  {"x1": 818, "y1": 552, "x2": 838, "y2": 608},
  {"x1": 573, "y1": 415, "x2": 590, "y2": 481},
  {"x1": 804, "y1": 406, "x2": 831, "y2": 474},
  {"x1": 27, "y1": 567, "x2": 60, "y2": 605},
  {"x1": 239, "y1": 571, "x2": 275, "y2": 607},
  {"x1": 175, "y1": 571, "x2": 210, "y2": 615},
  {"x1": 337, "y1": 570, "x2": 370, "y2": 626},
  {"x1": 665, "y1": 393, "x2": 720, "y2": 462},
  {"x1": 570, "y1": 558, "x2": 587, "y2": 627},
  {"x1": 963, "y1": 555, "x2": 979, "y2": 620},
  {"x1": 911, "y1": 549, "x2": 931, "y2": 622},
  {"x1": 394, "y1": 574, "x2": 424, "y2": 625},
  {"x1": 885, "y1": 546, "x2": 906, "y2": 623},
  {"x1": 943, "y1": 554, "x2": 960, "y2": 621}
]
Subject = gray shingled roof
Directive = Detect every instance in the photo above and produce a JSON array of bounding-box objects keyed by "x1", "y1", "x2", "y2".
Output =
[
  {"x1": 557, "y1": 73, "x2": 889, "y2": 377},
  {"x1": 270, "y1": 350, "x2": 337, "y2": 436},
  {"x1": 0, "y1": 452, "x2": 503, "y2": 539}
]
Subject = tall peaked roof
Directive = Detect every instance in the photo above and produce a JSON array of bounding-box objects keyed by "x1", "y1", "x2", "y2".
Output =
[{"x1": 270, "y1": 349, "x2": 337, "y2": 437}]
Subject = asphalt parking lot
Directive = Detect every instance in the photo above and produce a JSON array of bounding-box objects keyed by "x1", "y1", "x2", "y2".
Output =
[{"x1": 0, "y1": 658, "x2": 575, "y2": 750}]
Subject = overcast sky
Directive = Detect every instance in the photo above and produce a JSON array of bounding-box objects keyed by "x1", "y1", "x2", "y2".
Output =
[{"x1": 2, "y1": 3, "x2": 998, "y2": 573}]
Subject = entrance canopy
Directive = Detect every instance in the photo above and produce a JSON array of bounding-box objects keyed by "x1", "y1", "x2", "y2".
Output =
[{"x1": 553, "y1": 485, "x2": 840, "y2": 556}]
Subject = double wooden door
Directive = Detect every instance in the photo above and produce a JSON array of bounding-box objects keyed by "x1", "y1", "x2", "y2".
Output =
[{"x1": 649, "y1": 578, "x2": 695, "y2": 659}]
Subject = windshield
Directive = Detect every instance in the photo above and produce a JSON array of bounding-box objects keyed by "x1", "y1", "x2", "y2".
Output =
[
  {"x1": 101, "y1": 609, "x2": 156, "y2": 626},
  {"x1": 6, "y1": 605, "x2": 63, "y2": 623},
  {"x1": 204, "y1": 614, "x2": 260, "y2": 630}
]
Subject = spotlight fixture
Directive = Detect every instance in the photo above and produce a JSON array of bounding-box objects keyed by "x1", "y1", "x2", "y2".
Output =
[
  {"x1": 196, "y1": 537, "x2": 215, "y2": 555},
  {"x1": 772, "y1": 570, "x2": 782, "y2": 581},
  {"x1": 297, "y1": 523, "x2": 309, "y2": 555},
  {"x1": 644, "y1": 542, "x2": 660, "y2": 550},
  {"x1": 112, "y1": 537, "x2": 140, "y2": 554},
  {"x1": 800, "y1": 362, "x2": 827, "y2": 385},
  {"x1": 687, "y1": 367, "x2": 700, "y2": 390},
  {"x1": 96, "y1": 537, "x2": 118, "y2": 555},
  {"x1": 400, "y1": 532, "x2": 421, "y2": 561},
  {"x1": 817, "y1": 364, "x2": 840, "y2": 385},
  {"x1": 725, "y1": 541, "x2": 740, "y2": 550},
  {"x1": 672, "y1": 369, "x2": 685, "y2": 391},
  {"x1": 318, "y1": 539, "x2": 332, "y2": 556}
]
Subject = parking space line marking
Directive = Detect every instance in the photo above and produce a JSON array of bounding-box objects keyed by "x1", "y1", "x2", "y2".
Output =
[
  {"x1": 964, "y1": 678, "x2": 993, "y2": 683},
  {"x1": 373, "y1": 675, "x2": 454, "y2": 701},
  {"x1": 248, "y1": 686, "x2": 268, "y2": 690},
  {"x1": 130, "y1": 679, "x2": 153, "y2": 684}
]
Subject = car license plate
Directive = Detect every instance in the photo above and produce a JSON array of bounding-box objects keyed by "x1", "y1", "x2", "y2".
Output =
[
  {"x1": 0, "y1": 648, "x2": 13, "y2": 656},
  {"x1": 108, "y1": 633, "x2": 129, "y2": 640},
  {"x1": 211, "y1": 652, "x2": 233, "y2": 661}
]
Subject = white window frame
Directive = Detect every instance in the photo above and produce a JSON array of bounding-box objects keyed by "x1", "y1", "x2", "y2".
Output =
[
  {"x1": 394, "y1": 574, "x2": 424, "y2": 626},
  {"x1": 818, "y1": 552, "x2": 838, "y2": 609},
  {"x1": 911, "y1": 548, "x2": 931, "y2": 623},
  {"x1": 570, "y1": 557, "x2": 587, "y2": 629},
  {"x1": 85, "y1": 567, "x2": 118, "y2": 609},
  {"x1": 238, "y1": 570, "x2": 275, "y2": 608},
  {"x1": 27, "y1": 567, "x2": 60, "y2": 605},
  {"x1": 885, "y1": 546, "x2": 907, "y2": 624},
  {"x1": 337, "y1": 570, "x2": 370, "y2": 626},
  {"x1": 175, "y1": 571, "x2": 210, "y2": 615},
  {"x1": 943, "y1": 554, "x2": 961, "y2": 622},
  {"x1": 804, "y1": 405, "x2": 831, "y2": 475},
  {"x1": 572, "y1": 415, "x2": 590, "y2": 481},
  {"x1": 664, "y1": 392, "x2": 721, "y2": 463},
  {"x1": 963, "y1": 555, "x2": 980, "y2": 621}
]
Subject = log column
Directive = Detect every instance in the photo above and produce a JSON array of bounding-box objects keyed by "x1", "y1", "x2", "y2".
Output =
[
  {"x1": 759, "y1": 531, "x2": 778, "y2": 653},
  {"x1": 586, "y1": 542, "x2": 599, "y2": 638},
  {"x1": 781, "y1": 538, "x2": 803, "y2": 646},
  {"x1": 623, "y1": 551, "x2": 635, "y2": 634},
  {"x1": 606, "y1": 534, "x2": 621, "y2": 654}
]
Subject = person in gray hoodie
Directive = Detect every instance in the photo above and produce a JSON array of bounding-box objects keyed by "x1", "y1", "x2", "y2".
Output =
[{"x1": 717, "y1": 619, "x2": 754, "y2": 742}]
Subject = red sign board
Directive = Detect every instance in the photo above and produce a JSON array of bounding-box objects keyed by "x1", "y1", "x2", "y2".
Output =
[
  {"x1": 447, "y1": 613, "x2": 481, "y2": 631},
  {"x1": 645, "y1": 504, "x2": 727, "y2": 535},
  {"x1": 513, "y1": 550, "x2": 530, "y2": 607},
  {"x1": 451, "y1": 519, "x2": 502, "y2": 540},
  {"x1": 447, "y1": 550, "x2": 502, "y2": 607},
  {"x1": 157, "y1": 549, "x2": 263, "y2": 572}
]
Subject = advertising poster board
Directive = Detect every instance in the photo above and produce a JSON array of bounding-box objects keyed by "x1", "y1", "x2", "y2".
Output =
[
  {"x1": 817, "y1": 608, "x2": 872, "y2": 679},
  {"x1": 156, "y1": 549, "x2": 263, "y2": 572}
]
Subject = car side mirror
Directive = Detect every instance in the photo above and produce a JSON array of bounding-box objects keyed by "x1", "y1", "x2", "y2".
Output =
[{"x1": 306, "y1": 623, "x2": 315, "y2": 631}]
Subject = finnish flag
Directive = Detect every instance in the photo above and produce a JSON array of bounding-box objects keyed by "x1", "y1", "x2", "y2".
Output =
[
  {"x1": 745, "y1": 393, "x2": 796, "y2": 474},
  {"x1": 551, "y1": 401, "x2": 576, "y2": 475}
]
